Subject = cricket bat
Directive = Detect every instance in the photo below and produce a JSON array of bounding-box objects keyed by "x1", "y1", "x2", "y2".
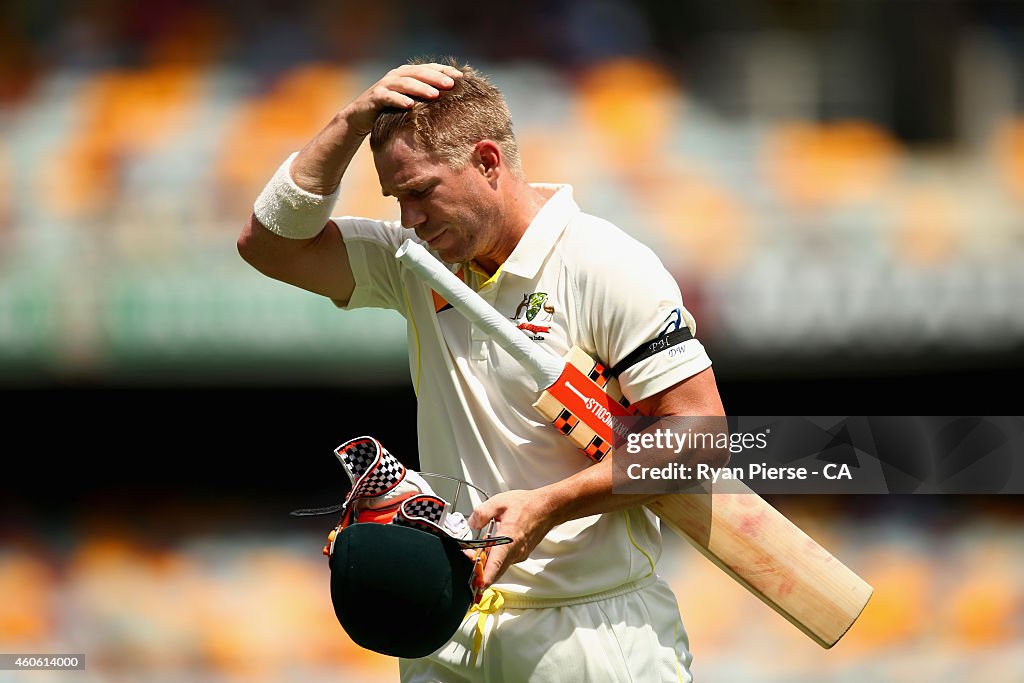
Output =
[{"x1": 395, "y1": 239, "x2": 872, "y2": 648}]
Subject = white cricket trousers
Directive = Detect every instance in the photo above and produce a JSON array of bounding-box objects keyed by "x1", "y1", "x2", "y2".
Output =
[{"x1": 399, "y1": 575, "x2": 692, "y2": 683}]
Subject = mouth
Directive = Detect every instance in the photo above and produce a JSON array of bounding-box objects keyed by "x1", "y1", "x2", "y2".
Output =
[{"x1": 424, "y1": 229, "x2": 446, "y2": 246}]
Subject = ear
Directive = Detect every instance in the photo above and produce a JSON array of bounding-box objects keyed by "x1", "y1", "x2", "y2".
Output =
[{"x1": 473, "y1": 140, "x2": 502, "y2": 180}]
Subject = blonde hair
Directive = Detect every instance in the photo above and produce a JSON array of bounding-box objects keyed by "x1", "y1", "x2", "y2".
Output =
[{"x1": 370, "y1": 57, "x2": 522, "y2": 174}]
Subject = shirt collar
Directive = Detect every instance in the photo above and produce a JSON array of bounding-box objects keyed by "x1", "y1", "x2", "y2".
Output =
[{"x1": 488, "y1": 184, "x2": 579, "y2": 280}]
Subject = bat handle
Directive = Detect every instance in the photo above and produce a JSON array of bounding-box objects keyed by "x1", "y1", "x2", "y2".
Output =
[{"x1": 396, "y1": 239, "x2": 563, "y2": 391}]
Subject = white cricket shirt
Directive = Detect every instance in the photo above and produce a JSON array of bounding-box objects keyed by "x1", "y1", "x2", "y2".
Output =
[{"x1": 334, "y1": 184, "x2": 712, "y2": 598}]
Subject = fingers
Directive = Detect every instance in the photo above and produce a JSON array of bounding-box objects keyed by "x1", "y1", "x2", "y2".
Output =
[
  {"x1": 391, "y1": 76, "x2": 442, "y2": 101},
  {"x1": 376, "y1": 64, "x2": 461, "y2": 108},
  {"x1": 342, "y1": 62, "x2": 464, "y2": 135},
  {"x1": 468, "y1": 499, "x2": 498, "y2": 532},
  {"x1": 369, "y1": 84, "x2": 416, "y2": 111},
  {"x1": 480, "y1": 541, "x2": 511, "y2": 588},
  {"x1": 467, "y1": 509, "x2": 486, "y2": 531},
  {"x1": 467, "y1": 502, "x2": 504, "y2": 588},
  {"x1": 466, "y1": 490, "x2": 546, "y2": 589},
  {"x1": 394, "y1": 62, "x2": 464, "y2": 84}
]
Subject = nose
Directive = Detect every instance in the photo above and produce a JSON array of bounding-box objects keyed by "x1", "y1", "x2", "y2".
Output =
[{"x1": 400, "y1": 201, "x2": 426, "y2": 230}]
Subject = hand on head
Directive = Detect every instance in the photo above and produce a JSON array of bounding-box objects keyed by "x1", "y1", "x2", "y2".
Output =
[{"x1": 344, "y1": 63, "x2": 464, "y2": 136}]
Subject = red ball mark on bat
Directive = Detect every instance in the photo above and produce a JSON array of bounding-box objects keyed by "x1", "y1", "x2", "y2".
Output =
[
  {"x1": 517, "y1": 323, "x2": 551, "y2": 334},
  {"x1": 776, "y1": 577, "x2": 796, "y2": 597},
  {"x1": 739, "y1": 511, "x2": 767, "y2": 537},
  {"x1": 740, "y1": 554, "x2": 778, "y2": 591}
]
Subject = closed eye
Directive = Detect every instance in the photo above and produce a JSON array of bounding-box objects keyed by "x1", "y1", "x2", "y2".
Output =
[{"x1": 383, "y1": 180, "x2": 438, "y2": 200}]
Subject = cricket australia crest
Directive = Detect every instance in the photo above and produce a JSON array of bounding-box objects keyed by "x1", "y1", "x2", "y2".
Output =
[{"x1": 512, "y1": 292, "x2": 556, "y2": 340}]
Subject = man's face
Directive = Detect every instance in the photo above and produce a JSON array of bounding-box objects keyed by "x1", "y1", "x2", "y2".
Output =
[{"x1": 374, "y1": 130, "x2": 501, "y2": 267}]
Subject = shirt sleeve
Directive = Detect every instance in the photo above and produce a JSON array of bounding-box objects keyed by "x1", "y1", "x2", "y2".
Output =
[
  {"x1": 331, "y1": 216, "x2": 408, "y2": 312},
  {"x1": 570, "y1": 222, "x2": 713, "y2": 405}
]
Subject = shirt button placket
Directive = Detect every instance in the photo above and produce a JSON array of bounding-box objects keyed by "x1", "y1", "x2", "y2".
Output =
[{"x1": 471, "y1": 280, "x2": 499, "y2": 362}]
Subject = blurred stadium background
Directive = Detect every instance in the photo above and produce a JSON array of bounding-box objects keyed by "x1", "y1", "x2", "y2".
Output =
[{"x1": 1, "y1": 1, "x2": 1022, "y2": 681}]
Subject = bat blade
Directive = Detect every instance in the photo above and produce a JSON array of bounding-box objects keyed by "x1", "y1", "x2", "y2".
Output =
[{"x1": 649, "y1": 486, "x2": 873, "y2": 648}]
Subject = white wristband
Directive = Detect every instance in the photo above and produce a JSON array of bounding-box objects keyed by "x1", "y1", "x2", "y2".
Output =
[{"x1": 253, "y1": 152, "x2": 340, "y2": 239}]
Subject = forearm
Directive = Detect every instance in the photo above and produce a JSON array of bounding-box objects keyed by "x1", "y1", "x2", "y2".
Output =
[
  {"x1": 465, "y1": 458, "x2": 655, "y2": 589},
  {"x1": 238, "y1": 111, "x2": 363, "y2": 295},
  {"x1": 536, "y1": 456, "x2": 658, "y2": 527},
  {"x1": 243, "y1": 110, "x2": 363, "y2": 247},
  {"x1": 289, "y1": 108, "x2": 368, "y2": 195},
  {"x1": 469, "y1": 447, "x2": 706, "y2": 589}
]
